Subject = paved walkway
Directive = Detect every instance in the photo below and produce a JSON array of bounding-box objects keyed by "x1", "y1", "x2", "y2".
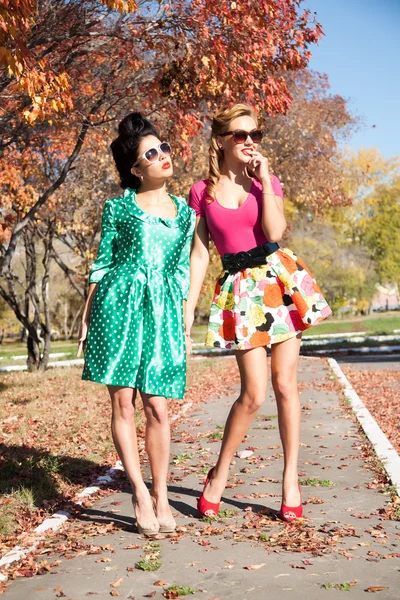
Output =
[{"x1": 3, "y1": 357, "x2": 399, "y2": 599}]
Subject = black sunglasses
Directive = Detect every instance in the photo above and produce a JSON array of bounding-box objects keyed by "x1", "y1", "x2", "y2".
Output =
[
  {"x1": 219, "y1": 129, "x2": 263, "y2": 145},
  {"x1": 134, "y1": 141, "x2": 172, "y2": 166}
]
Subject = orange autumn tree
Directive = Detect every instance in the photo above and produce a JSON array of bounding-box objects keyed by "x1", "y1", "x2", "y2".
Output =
[
  {"x1": 1, "y1": 0, "x2": 323, "y2": 369},
  {"x1": 0, "y1": 0, "x2": 136, "y2": 124},
  {"x1": 262, "y1": 70, "x2": 357, "y2": 210}
]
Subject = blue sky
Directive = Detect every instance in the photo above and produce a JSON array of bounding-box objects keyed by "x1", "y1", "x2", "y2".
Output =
[{"x1": 304, "y1": 0, "x2": 400, "y2": 157}]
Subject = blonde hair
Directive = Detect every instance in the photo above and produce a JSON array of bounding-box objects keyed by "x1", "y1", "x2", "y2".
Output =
[{"x1": 206, "y1": 103, "x2": 259, "y2": 202}]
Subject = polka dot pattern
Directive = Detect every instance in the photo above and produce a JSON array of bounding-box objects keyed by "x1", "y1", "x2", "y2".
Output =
[{"x1": 82, "y1": 188, "x2": 196, "y2": 400}]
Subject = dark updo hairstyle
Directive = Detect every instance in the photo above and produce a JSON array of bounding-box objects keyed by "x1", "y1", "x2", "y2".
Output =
[{"x1": 110, "y1": 112, "x2": 160, "y2": 190}]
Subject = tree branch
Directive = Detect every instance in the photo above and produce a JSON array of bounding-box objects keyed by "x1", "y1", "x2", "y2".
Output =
[
  {"x1": 50, "y1": 248, "x2": 85, "y2": 299},
  {"x1": 0, "y1": 89, "x2": 110, "y2": 277}
]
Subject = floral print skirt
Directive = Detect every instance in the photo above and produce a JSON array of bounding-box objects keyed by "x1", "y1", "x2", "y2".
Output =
[{"x1": 205, "y1": 247, "x2": 332, "y2": 350}]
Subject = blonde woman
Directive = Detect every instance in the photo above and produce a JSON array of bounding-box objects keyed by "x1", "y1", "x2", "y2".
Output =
[{"x1": 186, "y1": 104, "x2": 331, "y2": 521}]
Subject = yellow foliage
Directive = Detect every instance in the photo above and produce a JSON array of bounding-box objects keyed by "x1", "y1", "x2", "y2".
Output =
[{"x1": 340, "y1": 146, "x2": 400, "y2": 196}]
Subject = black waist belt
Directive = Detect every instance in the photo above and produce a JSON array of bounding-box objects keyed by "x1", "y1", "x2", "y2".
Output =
[{"x1": 222, "y1": 242, "x2": 280, "y2": 274}]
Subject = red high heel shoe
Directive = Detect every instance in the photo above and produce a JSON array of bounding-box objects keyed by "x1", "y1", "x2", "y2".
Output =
[
  {"x1": 197, "y1": 467, "x2": 220, "y2": 517},
  {"x1": 279, "y1": 483, "x2": 302, "y2": 522}
]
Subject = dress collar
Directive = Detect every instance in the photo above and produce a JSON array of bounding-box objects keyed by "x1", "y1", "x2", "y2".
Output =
[{"x1": 121, "y1": 188, "x2": 188, "y2": 229}]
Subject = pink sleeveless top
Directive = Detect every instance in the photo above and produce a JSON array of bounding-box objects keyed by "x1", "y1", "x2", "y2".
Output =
[{"x1": 188, "y1": 176, "x2": 283, "y2": 256}]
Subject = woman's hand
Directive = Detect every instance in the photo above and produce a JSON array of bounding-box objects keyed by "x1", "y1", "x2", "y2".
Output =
[
  {"x1": 77, "y1": 320, "x2": 89, "y2": 358},
  {"x1": 185, "y1": 332, "x2": 193, "y2": 356},
  {"x1": 184, "y1": 307, "x2": 195, "y2": 356},
  {"x1": 184, "y1": 308, "x2": 195, "y2": 336},
  {"x1": 247, "y1": 150, "x2": 270, "y2": 184}
]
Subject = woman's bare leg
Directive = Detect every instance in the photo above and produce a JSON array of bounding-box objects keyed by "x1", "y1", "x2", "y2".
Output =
[
  {"x1": 270, "y1": 333, "x2": 302, "y2": 508},
  {"x1": 108, "y1": 385, "x2": 156, "y2": 524},
  {"x1": 203, "y1": 346, "x2": 268, "y2": 503},
  {"x1": 141, "y1": 393, "x2": 173, "y2": 520}
]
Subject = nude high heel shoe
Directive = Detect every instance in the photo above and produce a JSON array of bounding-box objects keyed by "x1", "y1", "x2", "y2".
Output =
[
  {"x1": 132, "y1": 496, "x2": 159, "y2": 536},
  {"x1": 151, "y1": 495, "x2": 176, "y2": 533}
]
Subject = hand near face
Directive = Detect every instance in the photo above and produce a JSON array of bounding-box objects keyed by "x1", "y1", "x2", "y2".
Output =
[{"x1": 246, "y1": 150, "x2": 270, "y2": 183}]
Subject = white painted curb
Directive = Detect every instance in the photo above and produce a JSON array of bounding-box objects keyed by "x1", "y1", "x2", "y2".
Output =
[
  {"x1": 315, "y1": 345, "x2": 400, "y2": 355},
  {"x1": 328, "y1": 358, "x2": 400, "y2": 496},
  {"x1": 0, "y1": 358, "x2": 84, "y2": 373}
]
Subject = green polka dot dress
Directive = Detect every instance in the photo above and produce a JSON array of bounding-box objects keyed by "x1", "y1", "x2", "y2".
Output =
[{"x1": 82, "y1": 188, "x2": 196, "y2": 399}]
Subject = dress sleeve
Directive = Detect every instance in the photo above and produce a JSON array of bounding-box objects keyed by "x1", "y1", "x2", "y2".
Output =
[
  {"x1": 188, "y1": 184, "x2": 205, "y2": 217},
  {"x1": 174, "y1": 208, "x2": 196, "y2": 301},
  {"x1": 271, "y1": 174, "x2": 284, "y2": 199},
  {"x1": 89, "y1": 200, "x2": 118, "y2": 284}
]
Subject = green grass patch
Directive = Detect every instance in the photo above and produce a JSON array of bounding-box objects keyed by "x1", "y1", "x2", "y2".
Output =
[
  {"x1": 299, "y1": 478, "x2": 335, "y2": 487},
  {"x1": 136, "y1": 541, "x2": 162, "y2": 571},
  {"x1": 197, "y1": 466, "x2": 210, "y2": 475},
  {"x1": 381, "y1": 484, "x2": 398, "y2": 497},
  {"x1": 201, "y1": 509, "x2": 239, "y2": 523},
  {"x1": 172, "y1": 453, "x2": 193, "y2": 464},
  {"x1": 0, "y1": 341, "x2": 77, "y2": 362},
  {"x1": 305, "y1": 313, "x2": 400, "y2": 337},
  {"x1": 218, "y1": 509, "x2": 239, "y2": 518},
  {"x1": 206, "y1": 431, "x2": 224, "y2": 441},
  {"x1": 136, "y1": 557, "x2": 162, "y2": 571},
  {"x1": 322, "y1": 582, "x2": 352, "y2": 591},
  {"x1": 0, "y1": 486, "x2": 36, "y2": 536},
  {"x1": 164, "y1": 585, "x2": 195, "y2": 596},
  {"x1": 0, "y1": 451, "x2": 64, "y2": 505}
]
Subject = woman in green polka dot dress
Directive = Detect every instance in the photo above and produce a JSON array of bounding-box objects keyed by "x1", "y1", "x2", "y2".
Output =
[{"x1": 78, "y1": 113, "x2": 195, "y2": 536}]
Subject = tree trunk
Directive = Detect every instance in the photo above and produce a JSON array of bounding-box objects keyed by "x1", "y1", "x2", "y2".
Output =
[
  {"x1": 67, "y1": 305, "x2": 82, "y2": 340},
  {"x1": 26, "y1": 325, "x2": 41, "y2": 372},
  {"x1": 0, "y1": 223, "x2": 55, "y2": 372},
  {"x1": 63, "y1": 300, "x2": 69, "y2": 340},
  {"x1": 38, "y1": 226, "x2": 53, "y2": 371}
]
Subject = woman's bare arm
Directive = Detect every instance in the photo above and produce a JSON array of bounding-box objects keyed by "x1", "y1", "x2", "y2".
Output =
[{"x1": 185, "y1": 216, "x2": 210, "y2": 334}]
